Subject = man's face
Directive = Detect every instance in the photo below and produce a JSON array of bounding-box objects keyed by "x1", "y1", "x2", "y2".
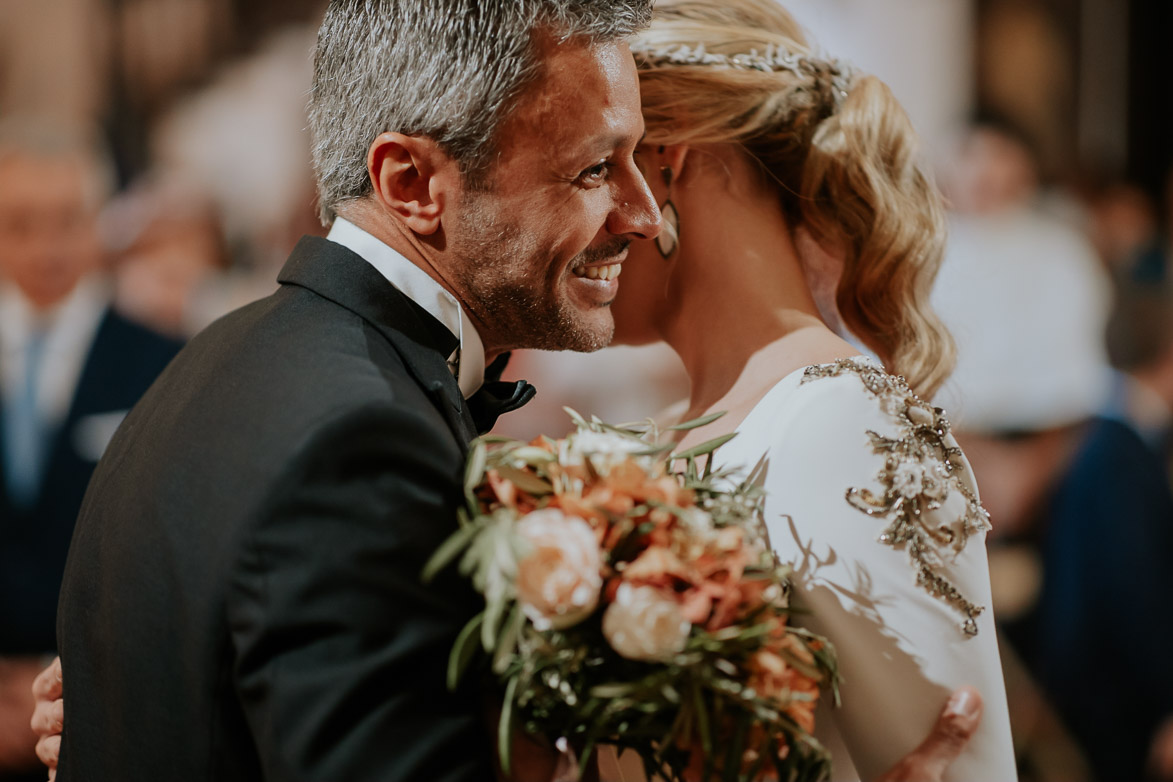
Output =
[
  {"x1": 444, "y1": 37, "x2": 661, "y2": 354},
  {"x1": 0, "y1": 152, "x2": 103, "y2": 310}
]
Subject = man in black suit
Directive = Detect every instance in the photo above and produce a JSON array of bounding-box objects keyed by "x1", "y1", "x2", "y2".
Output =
[
  {"x1": 50, "y1": 3, "x2": 659, "y2": 780},
  {"x1": 0, "y1": 124, "x2": 182, "y2": 782}
]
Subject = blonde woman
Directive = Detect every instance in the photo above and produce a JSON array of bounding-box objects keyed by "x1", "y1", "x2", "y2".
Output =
[{"x1": 607, "y1": 0, "x2": 1016, "y2": 779}]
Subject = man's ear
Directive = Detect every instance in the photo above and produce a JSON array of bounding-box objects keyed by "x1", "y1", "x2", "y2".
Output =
[{"x1": 366, "y1": 132, "x2": 457, "y2": 236}]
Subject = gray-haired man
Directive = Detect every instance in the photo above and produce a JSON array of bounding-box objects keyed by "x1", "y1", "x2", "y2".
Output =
[{"x1": 50, "y1": 2, "x2": 656, "y2": 780}]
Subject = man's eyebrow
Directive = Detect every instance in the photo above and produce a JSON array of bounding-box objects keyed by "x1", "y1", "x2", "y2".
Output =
[
  {"x1": 581, "y1": 129, "x2": 647, "y2": 158},
  {"x1": 557, "y1": 127, "x2": 647, "y2": 170}
]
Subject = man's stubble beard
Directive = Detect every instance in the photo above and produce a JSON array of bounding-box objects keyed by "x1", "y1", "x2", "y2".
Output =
[{"x1": 450, "y1": 196, "x2": 616, "y2": 354}]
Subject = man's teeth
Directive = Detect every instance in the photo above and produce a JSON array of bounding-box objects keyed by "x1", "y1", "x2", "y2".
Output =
[{"x1": 575, "y1": 264, "x2": 622, "y2": 281}]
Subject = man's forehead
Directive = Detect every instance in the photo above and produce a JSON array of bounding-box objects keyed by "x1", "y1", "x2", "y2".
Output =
[{"x1": 498, "y1": 38, "x2": 641, "y2": 153}]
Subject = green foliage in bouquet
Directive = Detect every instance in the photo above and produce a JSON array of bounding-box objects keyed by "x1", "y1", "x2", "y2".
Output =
[{"x1": 424, "y1": 411, "x2": 840, "y2": 781}]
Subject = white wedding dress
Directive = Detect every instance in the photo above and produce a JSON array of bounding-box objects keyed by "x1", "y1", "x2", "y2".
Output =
[{"x1": 712, "y1": 357, "x2": 1017, "y2": 782}]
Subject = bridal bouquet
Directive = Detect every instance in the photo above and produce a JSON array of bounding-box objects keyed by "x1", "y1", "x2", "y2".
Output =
[{"x1": 424, "y1": 411, "x2": 839, "y2": 782}]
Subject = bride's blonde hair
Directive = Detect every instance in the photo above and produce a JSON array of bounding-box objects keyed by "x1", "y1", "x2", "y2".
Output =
[{"x1": 633, "y1": 0, "x2": 955, "y2": 399}]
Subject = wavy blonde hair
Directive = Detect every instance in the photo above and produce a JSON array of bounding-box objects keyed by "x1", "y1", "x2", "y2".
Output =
[{"x1": 633, "y1": 0, "x2": 955, "y2": 398}]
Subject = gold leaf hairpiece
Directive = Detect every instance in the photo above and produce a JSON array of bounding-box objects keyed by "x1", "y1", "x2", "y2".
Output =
[{"x1": 631, "y1": 42, "x2": 854, "y2": 105}]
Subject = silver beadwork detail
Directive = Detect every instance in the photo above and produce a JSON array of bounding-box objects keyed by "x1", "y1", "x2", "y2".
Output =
[
  {"x1": 801, "y1": 359, "x2": 991, "y2": 637},
  {"x1": 631, "y1": 42, "x2": 854, "y2": 105}
]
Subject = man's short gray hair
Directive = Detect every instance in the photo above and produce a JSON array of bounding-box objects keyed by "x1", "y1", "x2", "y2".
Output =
[{"x1": 308, "y1": 0, "x2": 652, "y2": 223}]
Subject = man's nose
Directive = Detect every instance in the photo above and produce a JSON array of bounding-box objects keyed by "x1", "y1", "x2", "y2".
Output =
[{"x1": 606, "y1": 166, "x2": 662, "y2": 241}]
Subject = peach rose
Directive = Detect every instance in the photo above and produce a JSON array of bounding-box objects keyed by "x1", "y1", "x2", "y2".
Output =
[
  {"x1": 515, "y1": 508, "x2": 603, "y2": 631},
  {"x1": 622, "y1": 546, "x2": 694, "y2": 585},
  {"x1": 602, "y1": 583, "x2": 691, "y2": 662}
]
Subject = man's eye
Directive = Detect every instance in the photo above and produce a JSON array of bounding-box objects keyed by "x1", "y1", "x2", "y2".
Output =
[{"x1": 576, "y1": 161, "x2": 611, "y2": 187}]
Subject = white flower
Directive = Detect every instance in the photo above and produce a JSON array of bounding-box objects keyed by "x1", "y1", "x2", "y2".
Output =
[
  {"x1": 565, "y1": 429, "x2": 651, "y2": 472},
  {"x1": 678, "y1": 507, "x2": 715, "y2": 538},
  {"x1": 515, "y1": 509, "x2": 603, "y2": 631},
  {"x1": 891, "y1": 461, "x2": 926, "y2": 499},
  {"x1": 602, "y1": 583, "x2": 691, "y2": 662}
]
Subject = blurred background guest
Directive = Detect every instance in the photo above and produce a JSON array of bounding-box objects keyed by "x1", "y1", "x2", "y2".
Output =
[
  {"x1": 1089, "y1": 180, "x2": 1169, "y2": 285},
  {"x1": 934, "y1": 111, "x2": 1114, "y2": 437},
  {"x1": 1104, "y1": 282, "x2": 1173, "y2": 464},
  {"x1": 1007, "y1": 280, "x2": 1173, "y2": 782},
  {"x1": 927, "y1": 105, "x2": 1173, "y2": 782},
  {"x1": 0, "y1": 121, "x2": 182, "y2": 781},
  {"x1": 105, "y1": 177, "x2": 230, "y2": 337}
]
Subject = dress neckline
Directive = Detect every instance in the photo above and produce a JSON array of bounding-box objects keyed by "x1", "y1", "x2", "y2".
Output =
[{"x1": 732, "y1": 355, "x2": 875, "y2": 437}]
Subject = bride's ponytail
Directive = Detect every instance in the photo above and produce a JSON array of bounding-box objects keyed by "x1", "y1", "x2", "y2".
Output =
[
  {"x1": 634, "y1": 0, "x2": 956, "y2": 399},
  {"x1": 798, "y1": 76, "x2": 955, "y2": 399}
]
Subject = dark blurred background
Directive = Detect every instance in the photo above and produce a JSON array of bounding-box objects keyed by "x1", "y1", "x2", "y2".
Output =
[{"x1": 1, "y1": 1, "x2": 1171, "y2": 780}]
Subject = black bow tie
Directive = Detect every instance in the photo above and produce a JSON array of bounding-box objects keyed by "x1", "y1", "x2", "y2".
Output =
[
  {"x1": 466, "y1": 352, "x2": 536, "y2": 434},
  {"x1": 468, "y1": 378, "x2": 537, "y2": 434}
]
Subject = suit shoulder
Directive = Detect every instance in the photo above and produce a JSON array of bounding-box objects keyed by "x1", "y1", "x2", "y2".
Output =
[{"x1": 117, "y1": 285, "x2": 456, "y2": 477}]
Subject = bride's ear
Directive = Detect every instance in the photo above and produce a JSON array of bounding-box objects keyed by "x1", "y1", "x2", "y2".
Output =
[
  {"x1": 661, "y1": 144, "x2": 691, "y2": 182},
  {"x1": 794, "y1": 224, "x2": 848, "y2": 334}
]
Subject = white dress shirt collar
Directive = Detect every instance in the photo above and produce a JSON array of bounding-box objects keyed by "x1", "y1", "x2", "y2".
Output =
[{"x1": 326, "y1": 217, "x2": 486, "y2": 399}]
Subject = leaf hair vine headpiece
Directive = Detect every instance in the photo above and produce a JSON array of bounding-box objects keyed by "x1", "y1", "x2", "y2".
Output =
[{"x1": 631, "y1": 42, "x2": 855, "y2": 107}]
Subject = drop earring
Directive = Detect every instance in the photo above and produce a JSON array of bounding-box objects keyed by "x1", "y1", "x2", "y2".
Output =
[{"x1": 656, "y1": 165, "x2": 679, "y2": 259}]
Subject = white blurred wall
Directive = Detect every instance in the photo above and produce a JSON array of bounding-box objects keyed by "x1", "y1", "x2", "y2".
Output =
[
  {"x1": 0, "y1": 0, "x2": 110, "y2": 126},
  {"x1": 783, "y1": 0, "x2": 977, "y2": 161}
]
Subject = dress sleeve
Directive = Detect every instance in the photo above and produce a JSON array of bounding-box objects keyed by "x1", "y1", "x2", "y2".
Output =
[{"x1": 757, "y1": 361, "x2": 1017, "y2": 782}]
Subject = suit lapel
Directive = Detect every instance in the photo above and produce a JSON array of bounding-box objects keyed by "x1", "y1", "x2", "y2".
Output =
[{"x1": 276, "y1": 236, "x2": 478, "y2": 447}]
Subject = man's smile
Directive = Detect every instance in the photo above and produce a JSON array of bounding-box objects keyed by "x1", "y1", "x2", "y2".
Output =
[
  {"x1": 572, "y1": 244, "x2": 628, "y2": 281},
  {"x1": 573, "y1": 261, "x2": 623, "y2": 281}
]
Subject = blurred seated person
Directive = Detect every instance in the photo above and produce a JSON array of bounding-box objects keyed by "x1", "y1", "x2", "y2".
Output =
[
  {"x1": 0, "y1": 120, "x2": 183, "y2": 781},
  {"x1": 1089, "y1": 181, "x2": 1168, "y2": 286},
  {"x1": 1012, "y1": 282, "x2": 1173, "y2": 782},
  {"x1": 103, "y1": 177, "x2": 230, "y2": 338},
  {"x1": 1103, "y1": 282, "x2": 1173, "y2": 465}
]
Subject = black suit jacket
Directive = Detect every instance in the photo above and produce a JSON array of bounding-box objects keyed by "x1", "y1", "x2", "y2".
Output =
[
  {"x1": 0, "y1": 307, "x2": 182, "y2": 656},
  {"x1": 56, "y1": 237, "x2": 497, "y2": 781}
]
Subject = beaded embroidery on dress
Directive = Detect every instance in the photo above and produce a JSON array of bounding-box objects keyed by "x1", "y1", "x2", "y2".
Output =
[{"x1": 800, "y1": 358, "x2": 991, "y2": 636}]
